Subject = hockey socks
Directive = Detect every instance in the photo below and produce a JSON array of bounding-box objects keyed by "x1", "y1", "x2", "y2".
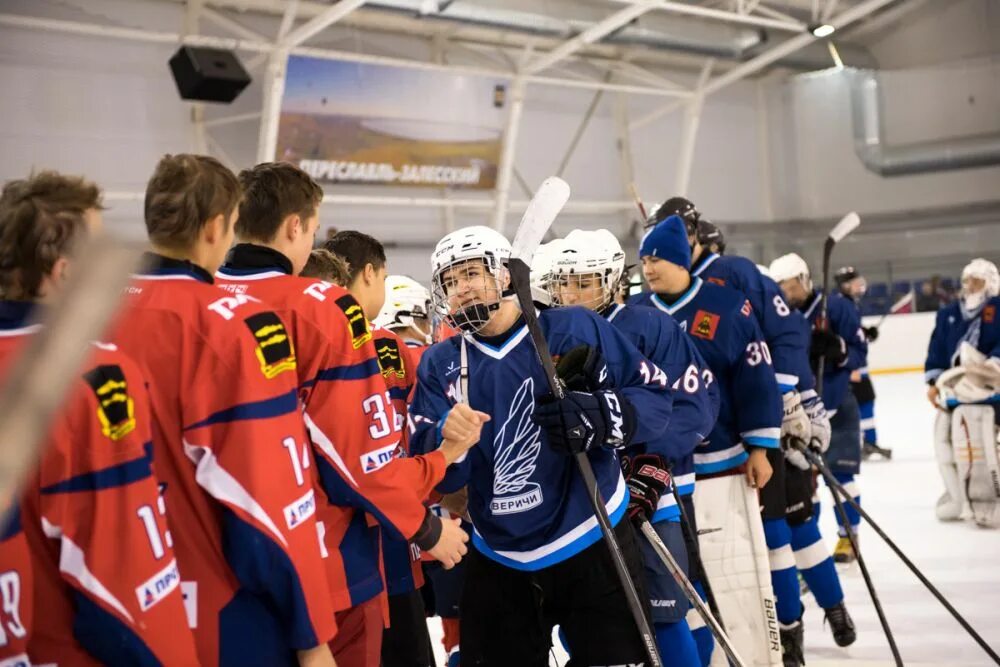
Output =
[
  {"x1": 763, "y1": 517, "x2": 802, "y2": 625},
  {"x1": 689, "y1": 580, "x2": 714, "y2": 667},
  {"x1": 832, "y1": 472, "x2": 861, "y2": 536},
  {"x1": 655, "y1": 619, "x2": 701, "y2": 667},
  {"x1": 790, "y1": 516, "x2": 844, "y2": 609}
]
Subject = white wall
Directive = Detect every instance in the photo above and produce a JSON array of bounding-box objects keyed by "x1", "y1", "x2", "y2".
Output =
[{"x1": 862, "y1": 312, "x2": 936, "y2": 373}]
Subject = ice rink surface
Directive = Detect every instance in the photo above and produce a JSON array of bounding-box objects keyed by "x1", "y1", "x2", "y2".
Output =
[{"x1": 430, "y1": 372, "x2": 1000, "y2": 666}]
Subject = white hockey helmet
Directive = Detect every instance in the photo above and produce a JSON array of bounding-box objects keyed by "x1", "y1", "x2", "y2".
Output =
[
  {"x1": 374, "y1": 275, "x2": 433, "y2": 343},
  {"x1": 756, "y1": 263, "x2": 771, "y2": 278},
  {"x1": 547, "y1": 229, "x2": 625, "y2": 311},
  {"x1": 769, "y1": 253, "x2": 812, "y2": 288},
  {"x1": 530, "y1": 239, "x2": 564, "y2": 307},
  {"x1": 430, "y1": 225, "x2": 511, "y2": 333},
  {"x1": 960, "y1": 258, "x2": 999, "y2": 311}
]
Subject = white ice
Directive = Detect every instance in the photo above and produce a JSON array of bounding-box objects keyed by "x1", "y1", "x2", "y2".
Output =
[{"x1": 429, "y1": 372, "x2": 1000, "y2": 666}]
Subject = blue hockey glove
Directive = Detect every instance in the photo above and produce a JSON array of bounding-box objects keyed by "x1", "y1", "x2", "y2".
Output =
[{"x1": 533, "y1": 389, "x2": 634, "y2": 455}]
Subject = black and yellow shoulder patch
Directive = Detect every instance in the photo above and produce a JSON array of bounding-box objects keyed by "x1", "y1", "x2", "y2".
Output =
[
  {"x1": 335, "y1": 294, "x2": 372, "y2": 350},
  {"x1": 244, "y1": 311, "x2": 297, "y2": 379},
  {"x1": 83, "y1": 364, "x2": 136, "y2": 441},
  {"x1": 375, "y1": 337, "x2": 406, "y2": 380}
]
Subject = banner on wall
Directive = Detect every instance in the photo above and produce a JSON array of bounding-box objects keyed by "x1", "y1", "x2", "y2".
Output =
[{"x1": 276, "y1": 56, "x2": 506, "y2": 189}]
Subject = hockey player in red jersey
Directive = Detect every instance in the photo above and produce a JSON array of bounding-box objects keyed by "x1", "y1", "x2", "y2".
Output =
[
  {"x1": 0, "y1": 171, "x2": 199, "y2": 665},
  {"x1": 215, "y1": 164, "x2": 480, "y2": 667},
  {"x1": 325, "y1": 235, "x2": 438, "y2": 667},
  {"x1": 110, "y1": 155, "x2": 338, "y2": 667}
]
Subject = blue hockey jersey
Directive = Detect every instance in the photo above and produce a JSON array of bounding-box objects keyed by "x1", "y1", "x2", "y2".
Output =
[
  {"x1": 633, "y1": 278, "x2": 782, "y2": 475},
  {"x1": 925, "y1": 296, "x2": 1000, "y2": 384},
  {"x1": 802, "y1": 290, "x2": 867, "y2": 412},
  {"x1": 604, "y1": 303, "x2": 720, "y2": 516},
  {"x1": 691, "y1": 252, "x2": 808, "y2": 394},
  {"x1": 409, "y1": 306, "x2": 673, "y2": 571}
]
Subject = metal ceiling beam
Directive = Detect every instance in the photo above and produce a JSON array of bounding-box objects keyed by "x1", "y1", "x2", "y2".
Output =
[
  {"x1": 702, "y1": 0, "x2": 900, "y2": 97},
  {"x1": 201, "y1": 6, "x2": 268, "y2": 41},
  {"x1": 0, "y1": 13, "x2": 690, "y2": 98},
  {"x1": 280, "y1": 0, "x2": 368, "y2": 48},
  {"x1": 526, "y1": 0, "x2": 663, "y2": 76},
  {"x1": 607, "y1": 0, "x2": 806, "y2": 32}
]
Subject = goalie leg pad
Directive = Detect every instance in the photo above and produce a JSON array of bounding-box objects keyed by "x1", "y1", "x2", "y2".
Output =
[
  {"x1": 951, "y1": 405, "x2": 1000, "y2": 526},
  {"x1": 695, "y1": 475, "x2": 782, "y2": 667},
  {"x1": 934, "y1": 409, "x2": 963, "y2": 521}
]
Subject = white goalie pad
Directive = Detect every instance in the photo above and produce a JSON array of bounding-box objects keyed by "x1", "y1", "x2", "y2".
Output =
[
  {"x1": 693, "y1": 475, "x2": 782, "y2": 667},
  {"x1": 951, "y1": 405, "x2": 1000, "y2": 528},
  {"x1": 934, "y1": 410, "x2": 963, "y2": 522}
]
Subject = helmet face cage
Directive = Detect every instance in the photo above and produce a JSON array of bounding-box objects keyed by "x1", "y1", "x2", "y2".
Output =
[
  {"x1": 431, "y1": 253, "x2": 508, "y2": 334},
  {"x1": 547, "y1": 264, "x2": 623, "y2": 312}
]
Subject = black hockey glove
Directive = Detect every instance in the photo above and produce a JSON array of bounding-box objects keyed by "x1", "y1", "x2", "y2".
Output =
[
  {"x1": 863, "y1": 325, "x2": 879, "y2": 342},
  {"x1": 810, "y1": 328, "x2": 847, "y2": 367},
  {"x1": 623, "y1": 453, "x2": 671, "y2": 524},
  {"x1": 533, "y1": 389, "x2": 634, "y2": 455},
  {"x1": 555, "y1": 344, "x2": 610, "y2": 392}
]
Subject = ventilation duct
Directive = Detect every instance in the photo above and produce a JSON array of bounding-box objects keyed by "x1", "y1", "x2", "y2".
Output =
[{"x1": 847, "y1": 68, "x2": 1000, "y2": 177}]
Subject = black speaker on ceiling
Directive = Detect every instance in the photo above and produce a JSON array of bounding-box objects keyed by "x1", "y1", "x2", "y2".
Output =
[{"x1": 169, "y1": 45, "x2": 252, "y2": 104}]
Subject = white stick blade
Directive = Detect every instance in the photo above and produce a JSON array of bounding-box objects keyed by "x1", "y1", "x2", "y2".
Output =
[
  {"x1": 829, "y1": 212, "x2": 860, "y2": 243},
  {"x1": 510, "y1": 176, "x2": 571, "y2": 262}
]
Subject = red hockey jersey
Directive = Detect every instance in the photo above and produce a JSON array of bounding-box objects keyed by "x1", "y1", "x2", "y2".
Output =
[
  {"x1": 215, "y1": 245, "x2": 447, "y2": 611},
  {"x1": 108, "y1": 255, "x2": 336, "y2": 666},
  {"x1": 0, "y1": 505, "x2": 31, "y2": 667},
  {"x1": 0, "y1": 301, "x2": 198, "y2": 666}
]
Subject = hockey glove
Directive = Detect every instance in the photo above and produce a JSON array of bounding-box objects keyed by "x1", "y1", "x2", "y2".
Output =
[
  {"x1": 781, "y1": 391, "x2": 811, "y2": 470},
  {"x1": 533, "y1": 390, "x2": 634, "y2": 455},
  {"x1": 863, "y1": 325, "x2": 879, "y2": 342},
  {"x1": 555, "y1": 344, "x2": 610, "y2": 392},
  {"x1": 803, "y1": 395, "x2": 831, "y2": 455},
  {"x1": 624, "y1": 453, "x2": 671, "y2": 524},
  {"x1": 810, "y1": 328, "x2": 848, "y2": 367}
]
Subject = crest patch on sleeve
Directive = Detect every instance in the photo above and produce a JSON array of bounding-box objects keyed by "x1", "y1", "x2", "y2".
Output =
[
  {"x1": 244, "y1": 311, "x2": 297, "y2": 378},
  {"x1": 335, "y1": 294, "x2": 372, "y2": 349},
  {"x1": 83, "y1": 364, "x2": 136, "y2": 441},
  {"x1": 375, "y1": 337, "x2": 405, "y2": 379}
]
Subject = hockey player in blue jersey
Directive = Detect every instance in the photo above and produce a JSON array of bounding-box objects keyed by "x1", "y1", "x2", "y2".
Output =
[
  {"x1": 409, "y1": 225, "x2": 675, "y2": 666},
  {"x1": 547, "y1": 228, "x2": 720, "y2": 667},
  {"x1": 924, "y1": 258, "x2": 1000, "y2": 527},
  {"x1": 770, "y1": 253, "x2": 868, "y2": 564},
  {"x1": 632, "y1": 215, "x2": 788, "y2": 666}
]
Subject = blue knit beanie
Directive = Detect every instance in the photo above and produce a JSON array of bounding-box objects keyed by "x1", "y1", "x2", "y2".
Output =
[{"x1": 639, "y1": 214, "x2": 691, "y2": 269}]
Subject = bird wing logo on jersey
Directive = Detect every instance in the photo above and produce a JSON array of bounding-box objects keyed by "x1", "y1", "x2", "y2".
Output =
[
  {"x1": 83, "y1": 364, "x2": 136, "y2": 441},
  {"x1": 490, "y1": 377, "x2": 543, "y2": 515},
  {"x1": 692, "y1": 310, "x2": 721, "y2": 341}
]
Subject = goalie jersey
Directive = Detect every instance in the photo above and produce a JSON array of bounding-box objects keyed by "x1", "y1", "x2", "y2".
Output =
[
  {"x1": 603, "y1": 303, "x2": 719, "y2": 513},
  {"x1": 632, "y1": 278, "x2": 782, "y2": 474},
  {"x1": 410, "y1": 306, "x2": 673, "y2": 571},
  {"x1": 925, "y1": 296, "x2": 1000, "y2": 385},
  {"x1": 0, "y1": 301, "x2": 198, "y2": 666}
]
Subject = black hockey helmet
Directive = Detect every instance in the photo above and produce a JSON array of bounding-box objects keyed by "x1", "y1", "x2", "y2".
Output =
[
  {"x1": 697, "y1": 219, "x2": 725, "y2": 254},
  {"x1": 834, "y1": 266, "x2": 860, "y2": 287},
  {"x1": 646, "y1": 196, "x2": 701, "y2": 234}
]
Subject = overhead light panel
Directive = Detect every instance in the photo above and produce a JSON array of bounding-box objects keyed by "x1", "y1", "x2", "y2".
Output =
[{"x1": 810, "y1": 24, "x2": 835, "y2": 37}]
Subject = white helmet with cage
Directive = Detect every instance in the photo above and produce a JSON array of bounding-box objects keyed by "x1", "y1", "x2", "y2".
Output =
[
  {"x1": 530, "y1": 239, "x2": 564, "y2": 307},
  {"x1": 960, "y1": 258, "x2": 1000, "y2": 311},
  {"x1": 547, "y1": 229, "x2": 626, "y2": 311},
  {"x1": 769, "y1": 253, "x2": 813, "y2": 291},
  {"x1": 430, "y1": 225, "x2": 511, "y2": 333},
  {"x1": 374, "y1": 275, "x2": 433, "y2": 343}
]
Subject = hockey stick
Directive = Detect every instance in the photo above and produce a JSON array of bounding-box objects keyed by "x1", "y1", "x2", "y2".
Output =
[
  {"x1": 639, "y1": 521, "x2": 747, "y2": 667},
  {"x1": 508, "y1": 176, "x2": 663, "y2": 667},
  {"x1": 816, "y1": 212, "x2": 860, "y2": 395},
  {"x1": 668, "y1": 472, "x2": 728, "y2": 635},
  {"x1": 795, "y1": 442, "x2": 1000, "y2": 666}
]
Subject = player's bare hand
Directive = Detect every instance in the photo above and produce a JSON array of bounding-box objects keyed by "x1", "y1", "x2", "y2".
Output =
[
  {"x1": 297, "y1": 644, "x2": 336, "y2": 667},
  {"x1": 745, "y1": 448, "x2": 773, "y2": 489},
  {"x1": 927, "y1": 385, "x2": 940, "y2": 409},
  {"x1": 426, "y1": 517, "x2": 469, "y2": 569},
  {"x1": 440, "y1": 404, "x2": 491, "y2": 463}
]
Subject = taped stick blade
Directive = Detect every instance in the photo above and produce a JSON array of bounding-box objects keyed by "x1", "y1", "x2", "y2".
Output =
[{"x1": 510, "y1": 176, "x2": 570, "y2": 263}]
